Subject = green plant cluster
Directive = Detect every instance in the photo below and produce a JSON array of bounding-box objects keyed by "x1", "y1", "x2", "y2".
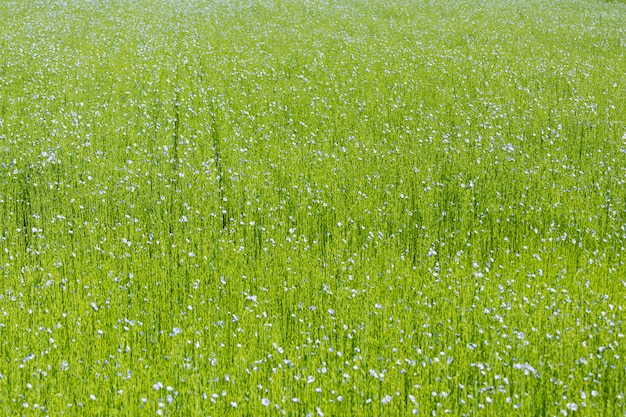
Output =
[{"x1": 1, "y1": 0, "x2": 625, "y2": 415}]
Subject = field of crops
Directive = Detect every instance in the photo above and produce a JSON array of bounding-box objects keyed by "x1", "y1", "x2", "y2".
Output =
[{"x1": 1, "y1": 0, "x2": 626, "y2": 415}]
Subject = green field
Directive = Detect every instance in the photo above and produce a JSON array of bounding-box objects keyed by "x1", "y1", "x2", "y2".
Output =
[{"x1": 1, "y1": 0, "x2": 626, "y2": 415}]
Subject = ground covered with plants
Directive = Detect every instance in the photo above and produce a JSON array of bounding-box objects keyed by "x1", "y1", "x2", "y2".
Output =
[{"x1": 1, "y1": 0, "x2": 626, "y2": 415}]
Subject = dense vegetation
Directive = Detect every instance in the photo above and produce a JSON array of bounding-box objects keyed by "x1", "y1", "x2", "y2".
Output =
[{"x1": 1, "y1": 0, "x2": 625, "y2": 415}]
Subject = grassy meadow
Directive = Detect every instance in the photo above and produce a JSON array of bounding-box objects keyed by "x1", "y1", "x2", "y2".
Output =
[{"x1": 1, "y1": 0, "x2": 626, "y2": 415}]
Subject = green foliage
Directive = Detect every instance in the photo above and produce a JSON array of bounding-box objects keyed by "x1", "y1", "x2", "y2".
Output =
[{"x1": 1, "y1": 0, "x2": 625, "y2": 415}]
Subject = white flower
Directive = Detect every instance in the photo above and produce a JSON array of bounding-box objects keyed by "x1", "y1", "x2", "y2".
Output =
[{"x1": 261, "y1": 398, "x2": 270, "y2": 406}]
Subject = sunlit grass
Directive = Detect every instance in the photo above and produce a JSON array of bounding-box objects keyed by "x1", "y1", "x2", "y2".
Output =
[{"x1": 1, "y1": 0, "x2": 626, "y2": 415}]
